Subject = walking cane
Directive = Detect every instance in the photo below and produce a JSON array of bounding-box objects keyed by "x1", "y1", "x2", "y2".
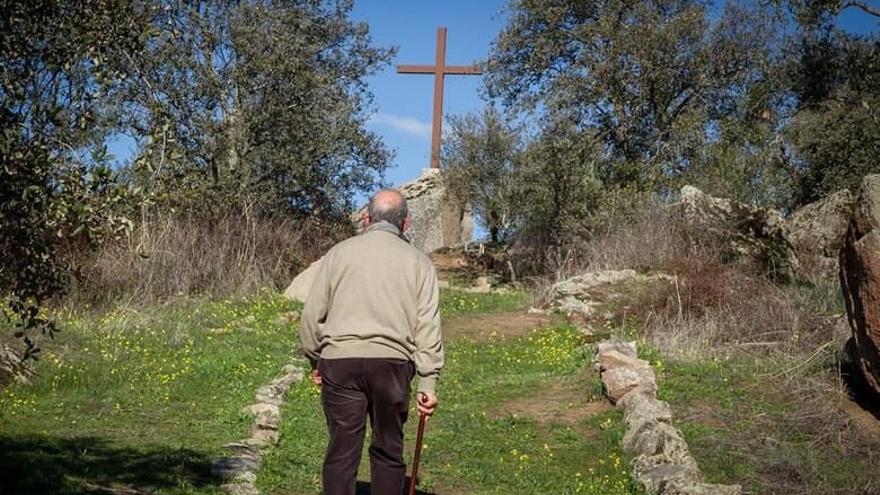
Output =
[{"x1": 407, "y1": 411, "x2": 428, "y2": 495}]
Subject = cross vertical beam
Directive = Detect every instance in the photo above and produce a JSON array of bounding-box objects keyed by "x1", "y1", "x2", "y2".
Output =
[
  {"x1": 398, "y1": 27, "x2": 482, "y2": 169},
  {"x1": 431, "y1": 27, "x2": 447, "y2": 171}
]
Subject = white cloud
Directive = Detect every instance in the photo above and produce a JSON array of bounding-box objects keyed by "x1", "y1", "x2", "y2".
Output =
[{"x1": 369, "y1": 113, "x2": 432, "y2": 140}]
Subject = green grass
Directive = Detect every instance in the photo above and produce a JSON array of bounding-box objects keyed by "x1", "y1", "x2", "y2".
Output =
[
  {"x1": 1, "y1": 288, "x2": 632, "y2": 495},
  {"x1": 439, "y1": 288, "x2": 530, "y2": 317},
  {"x1": 0, "y1": 292, "x2": 301, "y2": 495},
  {"x1": 651, "y1": 353, "x2": 880, "y2": 494},
  {"x1": 259, "y1": 325, "x2": 639, "y2": 495},
  {"x1": 7, "y1": 282, "x2": 871, "y2": 495}
]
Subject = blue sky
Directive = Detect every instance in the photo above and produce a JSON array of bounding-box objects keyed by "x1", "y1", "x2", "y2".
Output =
[
  {"x1": 838, "y1": 1, "x2": 880, "y2": 34},
  {"x1": 351, "y1": 1, "x2": 507, "y2": 187}
]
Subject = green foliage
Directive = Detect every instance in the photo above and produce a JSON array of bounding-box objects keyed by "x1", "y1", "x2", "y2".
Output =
[
  {"x1": 1, "y1": 0, "x2": 147, "y2": 356},
  {"x1": 487, "y1": 0, "x2": 779, "y2": 188},
  {"x1": 119, "y1": 0, "x2": 393, "y2": 219},
  {"x1": 516, "y1": 120, "x2": 606, "y2": 245},
  {"x1": 442, "y1": 107, "x2": 521, "y2": 243},
  {"x1": 682, "y1": 111, "x2": 795, "y2": 209},
  {"x1": 1, "y1": 0, "x2": 393, "y2": 354},
  {"x1": 785, "y1": 34, "x2": 880, "y2": 204}
]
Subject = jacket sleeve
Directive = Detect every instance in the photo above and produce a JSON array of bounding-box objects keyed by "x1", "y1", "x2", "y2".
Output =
[
  {"x1": 299, "y1": 255, "x2": 332, "y2": 367},
  {"x1": 413, "y1": 259, "x2": 444, "y2": 395}
]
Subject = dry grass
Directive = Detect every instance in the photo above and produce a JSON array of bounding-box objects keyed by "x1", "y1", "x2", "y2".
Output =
[
  {"x1": 639, "y1": 260, "x2": 834, "y2": 360},
  {"x1": 547, "y1": 199, "x2": 840, "y2": 361},
  {"x1": 555, "y1": 197, "x2": 880, "y2": 493},
  {"x1": 65, "y1": 209, "x2": 349, "y2": 307},
  {"x1": 578, "y1": 200, "x2": 690, "y2": 274}
]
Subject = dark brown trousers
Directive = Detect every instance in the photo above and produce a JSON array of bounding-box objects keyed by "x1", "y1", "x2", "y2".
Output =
[{"x1": 318, "y1": 358, "x2": 415, "y2": 495}]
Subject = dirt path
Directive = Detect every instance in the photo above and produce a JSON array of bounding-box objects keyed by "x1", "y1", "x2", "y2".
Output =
[{"x1": 442, "y1": 310, "x2": 562, "y2": 341}]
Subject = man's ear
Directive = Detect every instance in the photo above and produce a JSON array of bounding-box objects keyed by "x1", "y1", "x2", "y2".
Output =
[
  {"x1": 361, "y1": 211, "x2": 371, "y2": 227},
  {"x1": 401, "y1": 216, "x2": 410, "y2": 234}
]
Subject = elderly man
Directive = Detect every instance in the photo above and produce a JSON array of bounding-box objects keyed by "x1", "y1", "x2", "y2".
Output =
[{"x1": 299, "y1": 188, "x2": 443, "y2": 495}]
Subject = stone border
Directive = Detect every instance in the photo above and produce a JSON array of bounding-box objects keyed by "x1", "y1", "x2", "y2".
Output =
[
  {"x1": 595, "y1": 338, "x2": 741, "y2": 495},
  {"x1": 212, "y1": 362, "x2": 306, "y2": 495}
]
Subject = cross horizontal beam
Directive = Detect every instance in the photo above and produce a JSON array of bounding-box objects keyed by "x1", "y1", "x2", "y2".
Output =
[
  {"x1": 397, "y1": 64, "x2": 482, "y2": 75},
  {"x1": 397, "y1": 27, "x2": 482, "y2": 169}
]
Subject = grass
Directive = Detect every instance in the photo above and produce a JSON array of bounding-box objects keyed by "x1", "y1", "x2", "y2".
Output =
[
  {"x1": 646, "y1": 351, "x2": 880, "y2": 494},
  {"x1": 0, "y1": 292, "x2": 300, "y2": 495},
  {"x1": 8, "y1": 277, "x2": 870, "y2": 495},
  {"x1": 438, "y1": 288, "x2": 530, "y2": 317},
  {"x1": 1, "y1": 288, "x2": 634, "y2": 495},
  {"x1": 259, "y1": 324, "x2": 639, "y2": 495}
]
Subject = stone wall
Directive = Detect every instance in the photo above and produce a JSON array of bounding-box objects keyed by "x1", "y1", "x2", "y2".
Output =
[{"x1": 596, "y1": 338, "x2": 741, "y2": 495}]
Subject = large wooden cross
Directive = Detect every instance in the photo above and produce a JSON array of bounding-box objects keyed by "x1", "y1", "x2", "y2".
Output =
[{"x1": 397, "y1": 27, "x2": 482, "y2": 169}]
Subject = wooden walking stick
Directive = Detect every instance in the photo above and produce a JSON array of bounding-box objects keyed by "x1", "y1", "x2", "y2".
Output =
[{"x1": 407, "y1": 412, "x2": 428, "y2": 495}]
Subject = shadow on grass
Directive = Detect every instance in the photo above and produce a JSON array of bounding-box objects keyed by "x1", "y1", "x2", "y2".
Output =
[
  {"x1": 355, "y1": 479, "x2": 435, "y2": 495},
  {"x1": 841, "y1": 338, "x2": 880, "y2": 419},
  {"x1": 0, "y1": 434, "x2": 218, "y2": 495}
]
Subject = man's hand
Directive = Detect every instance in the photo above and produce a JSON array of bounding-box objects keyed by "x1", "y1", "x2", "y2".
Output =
[
  {"x1": 310, "y1": 368, "x2": 322, "y2": 387},
  {"x1": 416, "y1": 392, "x2": 438, "y2": 417}
]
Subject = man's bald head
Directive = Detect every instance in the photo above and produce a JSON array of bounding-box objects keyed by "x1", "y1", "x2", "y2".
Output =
[{"x1": 366, "y1": 189, "x2": 409, "y2": 231}]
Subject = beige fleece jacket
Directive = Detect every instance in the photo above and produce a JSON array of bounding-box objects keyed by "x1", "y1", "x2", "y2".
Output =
[{"x1": 298, "y1": 221, "x2": 444, "y2": 395}]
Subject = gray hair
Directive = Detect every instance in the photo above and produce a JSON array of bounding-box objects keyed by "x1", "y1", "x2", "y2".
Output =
[{"x1": 367, "y1": 189, "x2": 408, "y2": 229}]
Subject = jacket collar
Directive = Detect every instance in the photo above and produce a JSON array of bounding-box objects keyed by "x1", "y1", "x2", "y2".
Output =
[{"x1": 365, "y1": 220, "x2": 408, "y2": 241}]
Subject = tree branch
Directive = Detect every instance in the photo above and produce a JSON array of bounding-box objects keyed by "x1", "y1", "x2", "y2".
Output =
[{"x1": 841, "y1": 0, "x2": 880, "y2": 18}]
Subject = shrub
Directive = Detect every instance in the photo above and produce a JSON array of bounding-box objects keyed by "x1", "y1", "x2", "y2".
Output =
[
  {"x1": 545, "y1": 197, "x2": 839, "y2": 360},
  {"x1": 66, "y1": 210, "x2": 350, "y2": 307}
]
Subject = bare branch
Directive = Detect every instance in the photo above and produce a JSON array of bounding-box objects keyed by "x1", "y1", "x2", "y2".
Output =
[{"x1": 841, "y1": 0, "x2": 880, "y2": 18}]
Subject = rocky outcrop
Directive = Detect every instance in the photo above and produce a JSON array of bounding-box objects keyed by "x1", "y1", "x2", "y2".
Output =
[
  {"x1": 545, "y1": 270, "x2": 675, "y2": 322},
  {"x1": 284, "y1": 169, "x2": 474, "y2": 302},
  {"x1": 352, "y1": 168, "x2": 473, "y2": 253},
  {"x1": 786, "y1": 189, "x2": 855, "y2": 277},
  {"x1": 596, "y1": 338, "x2": 741, "y2": 495},
  {"x1": 840, "y1": 174, "x2": 880, "y2": 398},
  {"x1": 283, "y1": 259, "x2": 322, "y2": 303},
  {"x1": 679, "y1": 185, "x2": 797, "y2": 281},
  {"x1": 212, "y1": 363, "x2": 306, "y2": 495},
  {"x1": 0, "y1": 344, "x2": 32, "y2": 386}
]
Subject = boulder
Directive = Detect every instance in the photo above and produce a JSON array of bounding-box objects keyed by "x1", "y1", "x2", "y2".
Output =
[
  {"x1": 595, "y1": 338, "x2": 658, "y2": 404},
  {"x1": 662, "y1": 481, "x2": 742, "y2": 495},
  {"x1": 622, "y1": 420, "x2": 695, "y2": 466},
  {"x1": 249, "y1": 425, "x2": 280, "y2": 444},
  {"x1": 630, "y1": 457, "x2": 702, "y2": 495},
  {"x1": 679, "y1": 185, "x2": 798, "y2": 280},
  {"x1": 598, "y1": 338, "x2": 639, "y2": 359},
  {"x1": 0, "y1": 344, "x2": 32, "y2": 386},
  {"x1": 786, "y1": 189, "x2": 855, "y2": 276},
  {"x1": 284, "y1": 169, "x2": 474, "y2": 301},
  {"x1": 840, "y1": 174, "x2": 880, "y2": 397},
  {"x1": 602, "y1": 365, "x2": 657, "y2": 404},
  {"x1": 211, "y1": 452, "x2": 261, "y2": 479},
  {"x1": 352, "y1": 168, "x2": 473, "y2": 252},
  {"x1": 623, "y1": 393, "x2": 674, "y2": 430},
  {"x1": 597, "y1": 349, "x2": 650, "y2": 373},
  {"x1": 283, "y1": 259, "x2": 322, "y2": 303},
  {"x1": 546, "y1": 270, "x2": 674, "y2": 320}
]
